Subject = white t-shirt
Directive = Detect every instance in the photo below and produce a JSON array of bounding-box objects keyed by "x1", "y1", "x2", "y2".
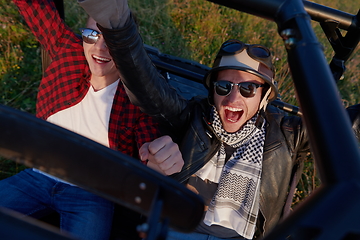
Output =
[{"x1": 33, "y1": 79, "x2": 119, "y2": 183}]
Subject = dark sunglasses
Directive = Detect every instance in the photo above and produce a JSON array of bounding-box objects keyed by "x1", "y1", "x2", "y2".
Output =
[
  {"x1": 214, "y1": 80, "x2": 265, "y2": 98},
  {"x1": 218, "y1": 39, "x2": 272, "y2": 67},
  {"x1": 80, "y1": 28, "x2": 102, "y2": 44}
]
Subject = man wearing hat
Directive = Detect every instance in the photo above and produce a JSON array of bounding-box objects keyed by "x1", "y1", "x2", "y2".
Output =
[{"x1": 78, "y1": 1, "x2": 358, "y2": 239}]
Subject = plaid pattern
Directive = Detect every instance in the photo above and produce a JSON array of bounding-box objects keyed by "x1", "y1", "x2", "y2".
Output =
[{"x1": 14, "y1": 0, "x2": 160, "y2": 156}]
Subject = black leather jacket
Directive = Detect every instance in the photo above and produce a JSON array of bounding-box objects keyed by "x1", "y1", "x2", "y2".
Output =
[{"x1": 99, "y1": 16, "x2": 359, "y2": 237}]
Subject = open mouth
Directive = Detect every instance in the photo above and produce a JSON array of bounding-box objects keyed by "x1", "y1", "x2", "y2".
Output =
[
  {"x1": 224, "y1": 106, "x2": 243, "y2": 123},
  {"x1": 92, "y1": 55, "x2": 111, "y2": 64}
]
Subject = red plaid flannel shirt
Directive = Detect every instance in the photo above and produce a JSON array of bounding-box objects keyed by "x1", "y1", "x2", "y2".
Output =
[{"x1": 14, "y1": 0, "x2": 160, "y2": 157}]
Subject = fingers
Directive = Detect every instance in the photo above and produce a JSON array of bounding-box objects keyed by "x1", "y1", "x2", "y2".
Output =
[
  {"x1": 147, "y1": 135, "x2": 173, "y2": 156},
  {"x1": 148, "y1": 146, "x2": 184, "y2": 175},
  {"x1": 139, "y1": 142, "x2": 150, "y2": 161},
  {"x1": 140, "y1": 136, "x2": 184, "y2": 176}
]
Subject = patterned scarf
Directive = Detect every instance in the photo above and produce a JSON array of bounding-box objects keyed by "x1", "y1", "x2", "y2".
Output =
[{"x1": 196, "y1": 107, "x2": 266, "y2": 239}]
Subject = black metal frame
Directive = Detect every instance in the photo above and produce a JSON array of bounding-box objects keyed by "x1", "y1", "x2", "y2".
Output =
[
  {"x1": 304, "y1": 1, "x2": 360, "y2": 83},
  {"x1": 206, "y1": 0, "x2": 360, "y2": 239},
  {"x1": 1, "y1": 0, "x2": 360, "y2": 239},
  {"x1": 0, "y1": 104, "x2": 204, "y2": 240}
]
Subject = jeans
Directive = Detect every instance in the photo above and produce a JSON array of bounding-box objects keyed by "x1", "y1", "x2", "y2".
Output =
[
  {"x1": 0, "y1": 168, "x2": 114, "y2": 240},
  {"x1": 167, "y1": 230, "x2": 249, "y2": 240}
]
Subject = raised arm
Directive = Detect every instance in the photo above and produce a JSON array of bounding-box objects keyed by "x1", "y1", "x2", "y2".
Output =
[
  {"x1": 14, "y1": 0, "x2": 80, "y2": 59},
  {"x1": 78, "y1": 0, "x2": 188, "y2": 126}
]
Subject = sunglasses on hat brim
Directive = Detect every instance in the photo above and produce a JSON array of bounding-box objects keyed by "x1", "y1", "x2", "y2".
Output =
[{"x1": 218, "y1": 39, "x2": 272, "y2": 68}]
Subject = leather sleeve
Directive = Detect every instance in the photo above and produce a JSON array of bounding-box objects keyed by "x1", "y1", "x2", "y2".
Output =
[{"x1": 98, "y1": 15, "x2": 188, "y2": 128}]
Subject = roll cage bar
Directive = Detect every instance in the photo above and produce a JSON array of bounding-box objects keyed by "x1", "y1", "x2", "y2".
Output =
[{"x1": 0, "y1": 0, "x2": 360, "y2": 239}]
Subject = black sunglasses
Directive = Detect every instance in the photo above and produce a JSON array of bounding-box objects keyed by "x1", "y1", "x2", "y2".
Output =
[
  {"x1": 218, "y1": 39, "x2": 272, "y2": 68},
  {"x1": 80, "y1": 28, "x2": 102, "y2": 44},
  {"x1": 214, "y1": 80, "x2": 265, "y2": 98}
]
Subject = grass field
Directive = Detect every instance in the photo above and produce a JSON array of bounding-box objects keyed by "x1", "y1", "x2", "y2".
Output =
[{"x1": 0, "y1": 0, "x2": 359, "y2": 204}]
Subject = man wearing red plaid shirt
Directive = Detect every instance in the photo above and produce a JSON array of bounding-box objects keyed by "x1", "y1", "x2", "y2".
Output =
[{"x1": 0, "y1": 0, "x2": 184, "y2": 239}]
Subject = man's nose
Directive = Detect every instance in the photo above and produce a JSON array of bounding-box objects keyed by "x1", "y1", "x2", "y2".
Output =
[{"x1": 226, "y1": 85, "x2": 242, "y2": 101}]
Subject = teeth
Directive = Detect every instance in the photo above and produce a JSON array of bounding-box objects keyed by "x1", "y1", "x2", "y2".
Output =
[
  {"x1": 224, "y1": 106, "x2": 242, "y2": 112},
  {"x1": 93, "y1": 55, "x2": 111, "y2": 62}
]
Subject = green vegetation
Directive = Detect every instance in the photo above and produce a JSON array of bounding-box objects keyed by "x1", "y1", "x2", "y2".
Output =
[{"x1": 0, "y1": 0, "x2": 359, "y2": 205}]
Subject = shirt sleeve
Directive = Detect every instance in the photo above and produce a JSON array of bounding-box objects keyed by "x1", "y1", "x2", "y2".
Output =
[
  {"x1": 13, "y1": 0, "x2": 81, "y2": 59},
  {"x1": 134, "y1": 113, "x2": 161, "y2": 150}
]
